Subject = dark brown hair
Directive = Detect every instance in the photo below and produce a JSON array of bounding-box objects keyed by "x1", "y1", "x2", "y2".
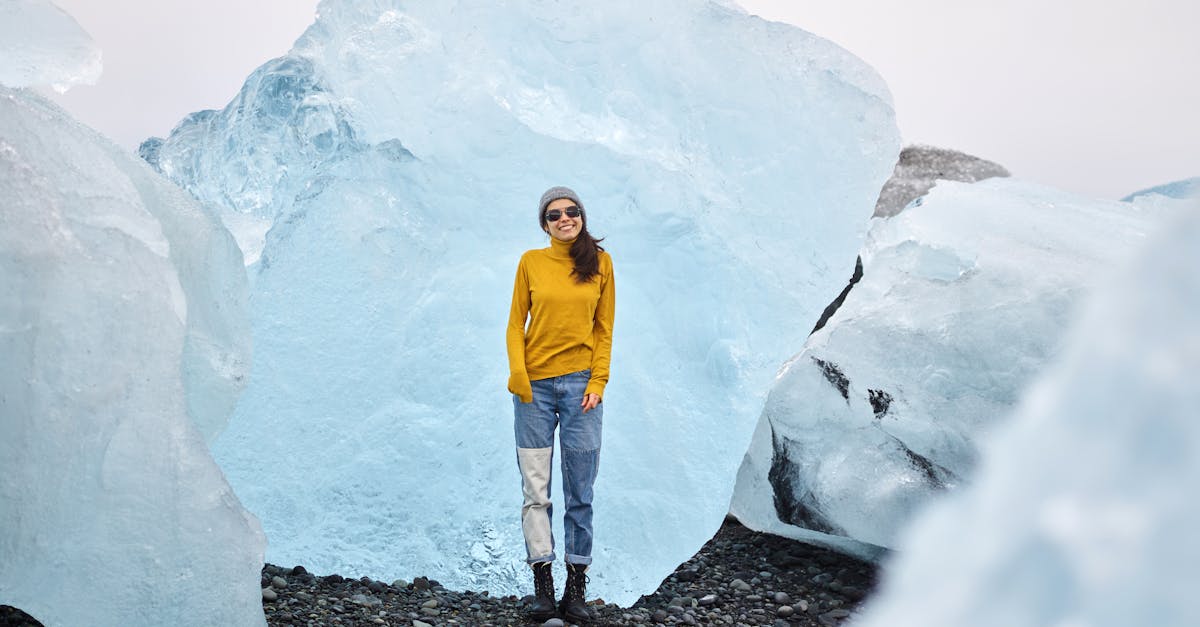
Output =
[{"x1": 540, "y1": 209, "x2": 605, "y2": 284}]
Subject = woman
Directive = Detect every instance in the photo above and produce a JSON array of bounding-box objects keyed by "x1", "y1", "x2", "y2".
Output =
[{"x1": 506, "y1": 186, "x2": 615, "y2": 623}]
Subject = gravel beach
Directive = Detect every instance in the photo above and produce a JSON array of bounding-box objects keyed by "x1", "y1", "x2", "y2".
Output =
[
  {"x1": 258, "y1": 516, "x2": 879, "y2": 627},
  {"x1": 0, "y1": 517, "x2": 878, "y2": 627}
]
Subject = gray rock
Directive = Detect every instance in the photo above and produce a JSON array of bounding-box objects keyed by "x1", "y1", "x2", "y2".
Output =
[
  {"x1": 271, "y1": 575, "x2": 288, "y2": 589},
  {"x1": 730, "y1": 578, "x2": 752, "y2": 592},
  {"x1": 777, "y1": 605, "x2": 795, "y2": 617},
  {"x1": 873, "y1": 144, "x2": 1010, "y2": 217},
  {"x1": 261, "y1": 587, "x2": 278, "y2": 602},
  {"x1": 698, "y1": 593, "x2": 717, "y2": 606},
  {"x1": 421, "y1": 599, "x2": 439, "y2": 608},
  {"x1": 412, "y1": 621, "x2": 433, "y2": 627},
  {"x1": 352, "y1": 593, "x2": 382, "y2": 607},
  {"x1": 541, "y1": 619, "x2": 565, "y2": 627},
  {"x1": 774, "y1": 591, "x2": 791, "y2": 604}
]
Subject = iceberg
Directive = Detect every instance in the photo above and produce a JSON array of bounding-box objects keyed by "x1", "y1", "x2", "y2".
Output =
[
  {"x1": 0, "y1": 0, "x2": 101, "y2": 92},
  {"x1": 731, "y1": 178, "x2": 1174, "y2": 553},
  {"x1": 0, "y1": 5, "x2": 261, "y2": 622},
  {"x1": 146, "y1": 0, "x2": 901, "y2": 603},
  {"x1": 852, "y1": 197, "x2": 1200, "y2": 627}
]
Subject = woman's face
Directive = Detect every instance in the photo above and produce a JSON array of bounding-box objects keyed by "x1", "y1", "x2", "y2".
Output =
[{"x1": 543, "y1": 197, "x2": 583, "y2": 242}]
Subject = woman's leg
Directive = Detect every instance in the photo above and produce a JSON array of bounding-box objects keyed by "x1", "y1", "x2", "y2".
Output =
[
  {"x1": 557, "y1": 371, "x2": 602, "y2": 565},
  {"x1": 514, "y1": 379, "x2": 559, "y2": 563}
]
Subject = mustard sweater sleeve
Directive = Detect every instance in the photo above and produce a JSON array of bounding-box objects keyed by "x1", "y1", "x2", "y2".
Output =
[
  {"x1": 586, "y1": 253, "x2": 615, "y2": 399},
  {"x1": 505, "y1": 255, "x2": 533, "y2": 403}
]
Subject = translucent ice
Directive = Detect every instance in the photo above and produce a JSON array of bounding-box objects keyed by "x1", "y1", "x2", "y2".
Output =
[
  {"x1": 730, "y1": 178, "x2": 1176, "y2": 553},
  {"x1": 0, "y1": 87, "x2": 262, "y2": 626},
  {"x1": 852, "y1": 196, "x2": 1200, "y2": 627},
  {"x1": 146, "y1": 0, "x2": 900, "y2": 603},
  {"x1": 0, "y1": 0, "x2": 101, "y2": 92},
  {"x1": 1122, "y1": 175, "x2": 1200, "y2": 202}
]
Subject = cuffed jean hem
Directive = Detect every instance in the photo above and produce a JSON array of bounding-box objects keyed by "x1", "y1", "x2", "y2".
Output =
[
  {"x1": 526, "y1": 553, "x2": 556, "y2": 565},
  {"x1": 565, "y1": 553, "x2": 593, "y2": 566}
]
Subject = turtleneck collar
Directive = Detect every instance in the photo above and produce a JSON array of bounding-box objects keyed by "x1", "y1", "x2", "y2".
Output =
[{"x1": 548, "y1": 236, "x2": 575, "y2": 259}]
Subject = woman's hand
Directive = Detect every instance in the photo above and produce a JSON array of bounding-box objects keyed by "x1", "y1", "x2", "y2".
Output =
[
  {"x1": 508, "y1": 373, "x2": 533, "y2": 404},
  {"x1": 581, "y1": 393, "x2": 601, "y2": 413}
]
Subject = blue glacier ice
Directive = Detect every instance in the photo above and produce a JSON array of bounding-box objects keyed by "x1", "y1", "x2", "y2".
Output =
[
  {"x1": 0, "y1": 7, "x2": 263, "y2": 623},
  {"x1": 731, "y1": 178, "x2": 1178, "y2": 554},
  {"x1": 852, "y1": 194, "x2": 1200, "y2": 627},
  {"x1": 1121, "y1": 175, "x2": 1200, "y2": 202},
  {"x1": 146, "y1": 0, "x2": 900, "y2": 603}
]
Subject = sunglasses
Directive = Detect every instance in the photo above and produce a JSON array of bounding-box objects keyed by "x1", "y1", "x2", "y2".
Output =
[{"x1": 544, "y1": 206, "x2": 582, "y2": 222}]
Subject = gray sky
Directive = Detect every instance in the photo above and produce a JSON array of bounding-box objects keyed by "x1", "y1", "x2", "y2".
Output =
[{"x1": 48, "y1": 0, "x2": 1199, "y2": 200}]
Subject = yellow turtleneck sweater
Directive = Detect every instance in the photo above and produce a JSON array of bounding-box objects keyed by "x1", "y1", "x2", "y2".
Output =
[{"x1": 506, "y1": 237, "x2": 615, "y2": 403}]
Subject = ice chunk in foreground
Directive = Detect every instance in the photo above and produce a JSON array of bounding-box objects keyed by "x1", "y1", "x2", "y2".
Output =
[
  {"x1": 731, "y1": 178, "x2": 1174, "y2": 553},
  {"x1": 0, "y1": 87, "x2": 262, "y2": 626},
  {"x1": 852, "y1": 196, "x2": 1200, "y2": 627},
  {"x1": 0, "y1": 0, "x2": 101, "y2": 92},
  {"x1": 147, "y1": 0, "x2": 900, "y2": 604}
]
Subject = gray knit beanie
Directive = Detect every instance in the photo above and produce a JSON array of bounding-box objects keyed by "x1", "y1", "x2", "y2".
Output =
[{"x1": 538, "y1": 186, "x2": 585, "y2": 225}]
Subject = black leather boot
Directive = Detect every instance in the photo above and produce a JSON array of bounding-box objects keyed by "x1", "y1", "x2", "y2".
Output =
[
  {"x1": 559, "y1": 563, "x2": 592, "y2": 623},
  {"x1": 527, "y1": 561, "x2": 557, "y2": 621}
]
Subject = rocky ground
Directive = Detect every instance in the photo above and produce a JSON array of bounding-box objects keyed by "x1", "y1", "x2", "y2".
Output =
[
  {"x1": 258, "y1": 516, "x2": 879, "y2": 627},
  {"x1": 0, "y1": 517, "x2": 879, "y2": 627}
]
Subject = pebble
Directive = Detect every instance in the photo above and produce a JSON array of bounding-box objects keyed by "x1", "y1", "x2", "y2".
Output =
[{"x1": 250, "y1": 517, "x2": 878, "y2": 627}]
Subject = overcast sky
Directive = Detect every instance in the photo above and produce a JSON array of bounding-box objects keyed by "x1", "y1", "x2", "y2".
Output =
[{"x1": 48, "y1": 0, "x2": 1199, "y2": 200}]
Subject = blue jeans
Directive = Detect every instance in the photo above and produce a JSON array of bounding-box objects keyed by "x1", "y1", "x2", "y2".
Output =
[{"x1": 514, "y1": 369, "x2": 602, "y2": 565}]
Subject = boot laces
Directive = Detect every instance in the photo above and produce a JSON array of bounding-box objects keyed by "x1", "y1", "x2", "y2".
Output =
[
  {"x1": 565, "y1": 565, "x2": 589, "y2": 602},
  {"x1": 533, "y1": 562, "x2": 554, "y2": 597}
]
